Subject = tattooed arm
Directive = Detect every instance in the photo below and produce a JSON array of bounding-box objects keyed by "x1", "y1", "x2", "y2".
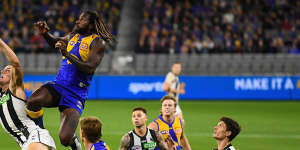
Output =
[{"x1": 119, "y1": 134, "x2": 130, "y2": 150}]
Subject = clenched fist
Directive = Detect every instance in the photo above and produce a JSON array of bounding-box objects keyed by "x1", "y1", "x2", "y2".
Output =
[
  {"x1": 55, "y1": 40, "x2": 67, "y2": 56},
  {"x1": 34, "y1": 21, "x2": 50, "y2": 34}
]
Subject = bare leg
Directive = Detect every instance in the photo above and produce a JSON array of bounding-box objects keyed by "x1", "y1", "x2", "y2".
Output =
[
  {"x1": 59, "y1": 107, "x2": 81, "y2": 149},
  {"x1": 27, "y1": 143, "x2": 49, "y2": 150},
  {"x1": 27, "y1": 86, "x2": 59, "y2": 111}
]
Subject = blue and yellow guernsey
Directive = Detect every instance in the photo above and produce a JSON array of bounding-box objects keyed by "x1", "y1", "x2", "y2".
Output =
[
  {"x1": 90, "y1": 141, "x2": 110, "y2": 150},
  {"x1": 153, "y1": 116, "x2": 183, "y2": 150},
  {"x1": 55, "y1": 33, "x2": 99, "y2": 98}
]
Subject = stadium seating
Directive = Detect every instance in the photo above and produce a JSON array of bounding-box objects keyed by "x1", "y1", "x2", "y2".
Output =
[{"x1": 12, "y1": 53, "x2": 299, "y2": 76}]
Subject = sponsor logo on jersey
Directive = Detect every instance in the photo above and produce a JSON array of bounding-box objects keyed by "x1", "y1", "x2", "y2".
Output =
[
  {"x1": 80, "y1": 43, "x2": 88, "y2": 50},
  {"x1": 77, "y1": 101, "x2": 82, "y2": 109},
  {"x1": 174, "y1": 127, "x2": 182, "y2": 134},
  {"x1": 0, "y1": 93, "x2": 10, "y2": 105},
  {"x1": 131, "y1": 145, "x2": 142, "y2": 150},
  {"x1": 144, "y1": 142, "x2": 157, "y2": 149}
]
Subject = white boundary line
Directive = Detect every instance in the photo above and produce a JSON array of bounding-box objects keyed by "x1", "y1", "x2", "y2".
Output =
[{"x1": 104, "y1": 131, "x2": 300, "y2": 139}]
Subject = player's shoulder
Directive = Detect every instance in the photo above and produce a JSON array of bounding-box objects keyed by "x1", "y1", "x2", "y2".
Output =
[
  {"x1": 121, "y1": 133, "x2": 131, "y2": 141},
  {"x1": 224, "y1": 144, "x2": 236, "y2": 150},
  {"x1": 228, "y1": 146, "x2": 236, "y2": 150},
  {"x1": 148, "y1": 121, "x2": 158, "y2": 130},
  {"x1": 91, "y1": 36, "x2": 107, "y2": 48},
  {"x1": 166, "y1": 72, "x2": 174, "y2": 76}
]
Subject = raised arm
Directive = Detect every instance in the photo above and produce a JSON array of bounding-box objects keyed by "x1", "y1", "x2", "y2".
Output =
[
  {"x1": 119, "y1": 134, "x2": 130, "y2": 150},
  {"x1": 0, "y1": 39, "x2": 21, "y2": 67},
  {"x1": 56, "y1": 38, "x2": 106, "y2": 74},
  {"x1": 0, "y1": 39, "x2": 25, "y2": 99},
  {"x1": 34, "y1": 21, "x2": 69, "y2": 48}
]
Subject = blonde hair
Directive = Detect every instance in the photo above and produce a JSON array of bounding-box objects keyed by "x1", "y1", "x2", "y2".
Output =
[
  {"x1": 80, "y1": 116, "x2": 102, "y2": 143},
  {"x1": 7, "y1": 65, "x2": 17, "y2": 93},
  {"x1": 160, "y1": 95, "x2": 177, "y2": 108}
]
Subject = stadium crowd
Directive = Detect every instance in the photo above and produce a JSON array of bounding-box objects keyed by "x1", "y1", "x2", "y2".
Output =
[
  {"x1": 136, "y1": 0, "x2": 300, "y2": 54},
  {"x1": 0, "y1": 0, "x2": 121, "y2": 53}
]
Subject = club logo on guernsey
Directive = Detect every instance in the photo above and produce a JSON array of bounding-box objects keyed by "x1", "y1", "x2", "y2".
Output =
[
  {"x1": 70, "y1": 41, "x2": 75, "y2": 46},
  {"x1": 0, "y1": 93, "x2": 10, "y2": 105},
  {"x1": 160, "y1": 130, "x2": 169, "y2": 134}
]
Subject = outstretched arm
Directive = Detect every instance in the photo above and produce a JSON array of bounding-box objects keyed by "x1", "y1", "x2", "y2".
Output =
[
  {"x1": 0, "y1": 39, "x2": 25, "y2": 99},
  {"x1": 119, "y1": 134, "x2": 130, "y2": 150},
  {"x1": 0, "y1": 39, "x2": 21, "y2": 67},
  {"x1": 56, "y1": 38, "x2": 107, "y2": 74},
  {"x1": 34, "y1": 21, "x2": 69, "y2": 48}
]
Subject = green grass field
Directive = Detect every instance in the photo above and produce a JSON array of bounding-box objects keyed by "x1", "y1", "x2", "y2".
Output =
[{"x1": 0, "y1": 100, "x2": 299, "y2": 150}]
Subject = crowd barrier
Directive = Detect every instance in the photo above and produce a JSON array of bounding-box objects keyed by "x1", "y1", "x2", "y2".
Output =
[{"x1": 23, "y1": 75, "x2": 300, "y2": 100}]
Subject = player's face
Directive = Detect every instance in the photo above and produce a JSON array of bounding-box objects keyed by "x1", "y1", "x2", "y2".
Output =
[
  {"x1": 161, "y1": 99, "x2": 176, "y2": 116},
  {"x1": 213, "y1": 121, "x2": 230, "y2": 140},
  {"x1": 132, "y1": 110, "x2": 147, "y2": 128},
  {"x1": 0, "y1": 66, "x2": 12, "y2": 86},
  {"x1": 172, "y1": 64, "x2": 181, "y2": 76},
  {"x1": 73, "y1": 13, "x2": 90, "y2": 34}
]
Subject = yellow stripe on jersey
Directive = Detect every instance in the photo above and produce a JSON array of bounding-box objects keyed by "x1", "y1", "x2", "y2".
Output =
[
  {"x1": 91, "y1": 145, "x2": 95, "y2": 150},
  {"x1": 106, "y1": 145, "x2": 110, "y2": 150}
]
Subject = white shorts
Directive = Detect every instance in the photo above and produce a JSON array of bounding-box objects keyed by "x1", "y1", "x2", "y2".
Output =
[
  {"x1": 22, "y1": 128, "x2": 56, "y2": 150},
  {"x1": 175, "y1": 104, "x2": 182, "y2": 115}
]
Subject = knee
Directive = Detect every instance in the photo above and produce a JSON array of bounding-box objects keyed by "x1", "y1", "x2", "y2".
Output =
[
  {"x1": 59, "y1": 132, "x2": 73, "y2": 147},
  {"x1": 26, "y1": 97, "x2": 36, "y2": 106},
  {"x1": 26, "y1": 97, "x2": 41, "y2": 111}
]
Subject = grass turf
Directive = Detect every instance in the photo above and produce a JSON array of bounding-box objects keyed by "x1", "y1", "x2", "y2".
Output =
[{"x1": 0, "y1": 100, "x2": 299, "y2": 150}]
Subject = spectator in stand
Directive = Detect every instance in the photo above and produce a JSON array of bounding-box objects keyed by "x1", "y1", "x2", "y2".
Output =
[
  {"x1": 137, "y1": 0, "x2": 299, "y2": 54},
  {"x1": 0, "y1": 0, "x2": 121, "y2": 53}
]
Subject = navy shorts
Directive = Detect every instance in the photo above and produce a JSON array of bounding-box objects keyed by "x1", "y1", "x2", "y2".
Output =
[{"x1": 42, "y1": 82, "x2": 86, "y2": 115}]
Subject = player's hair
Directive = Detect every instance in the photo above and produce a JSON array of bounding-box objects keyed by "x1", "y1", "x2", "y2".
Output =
[
  {"x1": 80, "y1": 116, "x2": 102, "y2": 143},
  {"x1": 132, "y1": 107, "x2": 147, "y2": 115},
  {"x1": 160, "y1": 95, "x2": 177, "y2": 108},
  {"x1": 220, "y1": 116, "x2": 241, "y2": 141},
  {"x1": 84, "y1": 10, "x2": 115, "y2": 42},
  {"x1": 172, "y1": 62, "x2": 181, "y2": 65},
  {"x1": 6, "y1": 65, "x2": 20, "y2": 94}
]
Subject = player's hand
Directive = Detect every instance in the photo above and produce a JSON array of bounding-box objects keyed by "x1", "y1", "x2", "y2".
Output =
[
  {"x1": 34, "y1": 21, "x2": 50, "y2": 34},
  {"x1": 180, "y1": 82, "x2": 186, "y2": 89},
  {"x1": 55, "y1": 40, "x2": 67, "y2": 56},
  {"x1": 165, "y1": 135, "x2": 176, "y2": 150},
  {"x1": 179, "y1": 82, "x2": 185, "y2": 94}
]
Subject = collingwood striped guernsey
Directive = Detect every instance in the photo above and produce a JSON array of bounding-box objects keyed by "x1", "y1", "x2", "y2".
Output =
[
  {"x1": 213, "y1": 144, "x2": 236, "y2": 150},
  {"x1": 128, "y1": 128, "x2": 158, "y2": 150},
  {"x1": 165, "y1": 72, "x2": 180, "y2": 101},
  {"x1": 0, "y1": 88, "x2": 43, "y2": 147}
]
